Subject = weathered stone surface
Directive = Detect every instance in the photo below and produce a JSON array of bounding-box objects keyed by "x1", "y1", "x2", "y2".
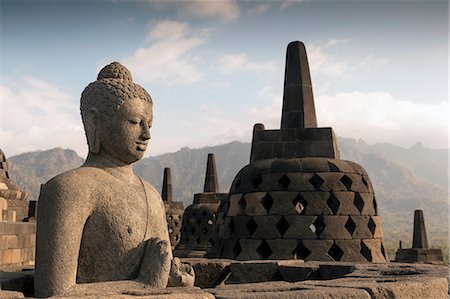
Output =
[
  {"x1": 229, "y1": 261, "x2": 279, "y2": 283},
  {"x1": 181, "y1": 258, "x2": 232, "y2": 288},
  {"x1": 34, "y1": 62, "x2": 193, "y2": 298},
  {"x1": 209, "y1": 282, "x2": 371, "y2": 299},
  {"x1": 0, "y1": 290, "x2": 24, "y2": 298},
  {"x1": 318, "y1": 263, "x2": 356, "y2": 279}
]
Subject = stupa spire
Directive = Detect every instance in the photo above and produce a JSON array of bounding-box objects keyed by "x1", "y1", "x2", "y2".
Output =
[
  {"x1": 281, "y1": 41, "x2": 318, "y2": 129},
  {"x1": 161, "y1": 167, "x2": 172, "y2": 202},
  {"x1": 204, "y1": 153, "x2": 219, "y2": 192},
  {"x1": 412, "y1": 210, "x2": 429, "y2": 248}
]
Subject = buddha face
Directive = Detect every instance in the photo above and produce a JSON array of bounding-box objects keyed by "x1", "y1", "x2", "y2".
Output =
[{"x1": 98, "y1": 98, "x2": 153, "y2": 164}]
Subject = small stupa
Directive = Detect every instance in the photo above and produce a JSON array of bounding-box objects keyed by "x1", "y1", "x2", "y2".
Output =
[
  {"x1": 208, "y1": 42, "x2": 387, "y2": 262},
  {"x1": 175, "y1": 153, "x2": 228, "y2": 258},
  {"x1": 395, "y1": 210, "x2": 444, "y2": 263},
  {"x1": 161, "y1": 167, "x2": 184, "y2": 249}
]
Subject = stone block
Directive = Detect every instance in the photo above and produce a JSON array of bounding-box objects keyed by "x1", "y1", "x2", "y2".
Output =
[
  {"x1": 266, "y1": 239, "x2": 298, "y2": 259},
  {"x1": 3, "y1": 248, "x2": 12, "y2": 264},
  {"x1": 243, "y1": 192, "x2": 268, "y2": 216},
  {"x1": 11, "y1": 248, "x2": 21, "y2": 264},
  {"x1": 280, "y1": 173, "x2": 316, "y2": 192},
  {"x1": 370, "y1": 216, "x2": 384, "y2": 239},
  {"x1": 302, "y1": 240, "x2": 334, "y2": 261},
  {"x1": 361, "y1": 239, "x2": 386, "y2": 262},
  {"x1": 278, "y1": 262, "x2": 320, "y2": 282},
  {"x1": 232, "y1": 216, "x2": 253, "y2": 238},
  {"x1": 251, "y1": 142, "x2": 273, "y2": 162},
  {"x1": 252, "y1": 215, "x2": 282, "y2": 239},
  {"x1": 273, "y1": 143, "x2": 283, "y2": 158},
  {"x1": 349, "y1": 216, "x2": 372, "y2": 239},
  {"x1": 6, "y1": 210, "x2": 16, "y2": 222},
  {"x1": 182, "y1": 258, "x2": 232, "y2": 288},
  {"x1": 268, "y1": 192, "x2": 299, "y2": 215},
  {"x1": 5, "y1": 235, "x2": 18, "y2": 249},
  {"x1": 314, "y1": 173, "x2": 348, "y2": 192},
  {"x1": 281, "y1": 129, "x2": 296, "y2": 141},
  {"x1": 300, "y1": 192, "x2": 332, "y2": 215},
  {"x1": 319, "y1": 216, "x2": 352, "y2": 239},
  {"x1": 236, "y1": 239, "x2": 262, "y2": 260},
  {"x1": 326, "y1": 160, "x2": 355, "y2": 173},
  {"x1": 227, "y1": 194, "x2": 244, "y2": 216},
  {"x1": 0, "y1": 290, "x2": 24, "y2": 298},
  {"x1": 331, "y1": 192, "x2": 360, "y2": 215},
  {"x1": 335, "y1": 239, "x2": 368, "y2": 263},
  {"x1": 319, "y1": 263, "x2": 356, "y2": 279},
  {"x1": 283, "y1": 215, "x2": 317, "y2": 239},
  {"x1": 261, "y1": 130, "x2": 281, "y2": 142},
  {"x1": 229, "y1": 261, "x2": 279, "y2": 283}
]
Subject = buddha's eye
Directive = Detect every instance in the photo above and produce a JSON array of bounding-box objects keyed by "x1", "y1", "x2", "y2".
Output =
[{"x1": 128, "y1": 119, "x2": 139, "y2": 125}]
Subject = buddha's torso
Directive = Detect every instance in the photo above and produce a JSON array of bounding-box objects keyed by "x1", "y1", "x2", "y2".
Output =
[{"x1": 73, "y1": 167, "x2": 169, "y2": 283}]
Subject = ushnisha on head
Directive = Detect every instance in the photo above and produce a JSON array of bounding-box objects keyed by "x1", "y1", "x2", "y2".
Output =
[{"x1": 80, "y1": 62, "x2": 153, "y2": 162}]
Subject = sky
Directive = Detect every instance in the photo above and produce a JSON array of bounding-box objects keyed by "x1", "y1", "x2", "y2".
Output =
[{"x1": 0, "y1": 0, "x2": 448, "y2": 158}]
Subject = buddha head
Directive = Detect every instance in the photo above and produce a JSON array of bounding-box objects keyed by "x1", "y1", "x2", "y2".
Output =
[{"x1": 80, "y1": 62, "x2": 153, "y2": 164}]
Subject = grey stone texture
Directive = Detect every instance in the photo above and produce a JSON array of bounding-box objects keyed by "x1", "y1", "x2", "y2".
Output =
[
  {"x1": 175, "y1": 154, "x2": 227, "y2": 258},
  {"x1": 161, "y1": 168, "x2": 184, "y2": 249},
  {"x1": 34, "y1": 62, "x2": 193, "y2": 298},
  {"x1": 208, "y1": 42, "x2": 386, "y2": 263},
  {"x1": 395, "y1": 210, "x2": 444, "y2": 263},
  {"x1": 0, "y1": 150, "x2": 29, "y2": 221}
]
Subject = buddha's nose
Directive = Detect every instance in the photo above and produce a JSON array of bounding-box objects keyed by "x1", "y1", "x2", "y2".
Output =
[{"x1": 140, "y1": 125, "x2": 151, "y2": 140}]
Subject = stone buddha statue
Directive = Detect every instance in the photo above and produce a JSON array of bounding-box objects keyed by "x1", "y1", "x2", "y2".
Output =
[{"x1": 35, "y1": 62, "x2": 194, "y2": 297}]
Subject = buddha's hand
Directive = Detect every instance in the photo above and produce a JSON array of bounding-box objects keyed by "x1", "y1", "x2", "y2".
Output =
[
  {"x1": 167, "y1": 257, "x2": 195, "y2": 287},
  {"x1": 137, "y1": 237, "x2": 171, "y2": 288}
]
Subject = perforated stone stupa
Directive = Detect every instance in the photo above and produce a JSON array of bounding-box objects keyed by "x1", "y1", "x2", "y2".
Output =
[
  {"x1": 0, "y1": 149, "x2": 29, "y2": 221},
  {"x1": 208, "y1": 41, "x2": 387, "y2": 262},
  {"x1": 161, "y1": 167, "x2": 184, "y2": 249},
  {"x1": 395, "y1": 210, "x2": 444, "y2": 263},
  {"x1": 175, "y1": 154, "x2": 227, "y2": 258}
]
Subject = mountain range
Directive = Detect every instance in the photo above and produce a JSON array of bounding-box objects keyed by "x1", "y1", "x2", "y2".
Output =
[{"x1": 6, "y1": 138, "x2": 449, "y2": 249}]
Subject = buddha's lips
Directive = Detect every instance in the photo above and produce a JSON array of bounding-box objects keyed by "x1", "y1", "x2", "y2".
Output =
[{"x1": 136, "y1": 142, "x2": 147, "y2": 151}]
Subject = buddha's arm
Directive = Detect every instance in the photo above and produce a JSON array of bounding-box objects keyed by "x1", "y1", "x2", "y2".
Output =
[{"x1": 34, "y1": 176, "x2": 92, "y2": 298}]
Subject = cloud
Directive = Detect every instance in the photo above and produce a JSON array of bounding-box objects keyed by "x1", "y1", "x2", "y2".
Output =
[
  {"x1": 1, "y1": 76, "x2": 86, "y2": 157},
  {"x1": 316, "y1": 91, "x2": 448, "y2": 149},
  {"x1": 248, "y1": 86, "x2": 282, "y2": 129},
  {"x1": 307, "y1": 39, "x2": 387, "y2": 76},
  {"x1": 247, "y1": 89, "x2": 448, "y2": 149},
  {"x1": 325, "y1": 38, "x2": 350, "y2": 47},
  {"x1": 178, "y1": 0, "x2": 240, "y2": 22},
  {"x1": 123, "y1": 20, "x2": 207, "y2": 85},
  {"x1": 216, "y1": 53, "x2": 279, "y2": 74},
  {"x1": 247, "y1": 4, "x2": 270, "y2": 15},
  {"x1": 279, "y1": 0, "x2": 308, "y2": 11},
  {"x1": 307, "y1": 43, "x2": 349, "y2": 76}
]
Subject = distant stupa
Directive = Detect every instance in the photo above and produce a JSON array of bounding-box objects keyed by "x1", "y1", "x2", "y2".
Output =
[
  {"x1": 175, "y1": 153, "x2": 228, "y2": 258},
  {"x1": 395, "y1": 210, "x2": 444, "y2": 263}
]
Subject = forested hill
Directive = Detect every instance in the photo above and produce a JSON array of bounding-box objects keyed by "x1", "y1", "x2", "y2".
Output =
[{"x1": 7, "y1": 138, "x2": 449, "y2": 246}]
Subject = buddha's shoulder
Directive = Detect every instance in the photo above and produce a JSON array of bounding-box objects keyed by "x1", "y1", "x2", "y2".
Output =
[{"x1": 44, "y1": 166, "x2": 106, "y2": 191}]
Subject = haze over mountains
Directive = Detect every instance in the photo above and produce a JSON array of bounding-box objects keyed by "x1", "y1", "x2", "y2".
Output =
[{"x1": 7, "y1": 137, "x2": 449, "y2": 247}]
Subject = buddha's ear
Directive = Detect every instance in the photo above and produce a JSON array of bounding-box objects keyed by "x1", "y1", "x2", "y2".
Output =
[{"x1": 86, "y1": 107, "x2": 100, "y2": 154}]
